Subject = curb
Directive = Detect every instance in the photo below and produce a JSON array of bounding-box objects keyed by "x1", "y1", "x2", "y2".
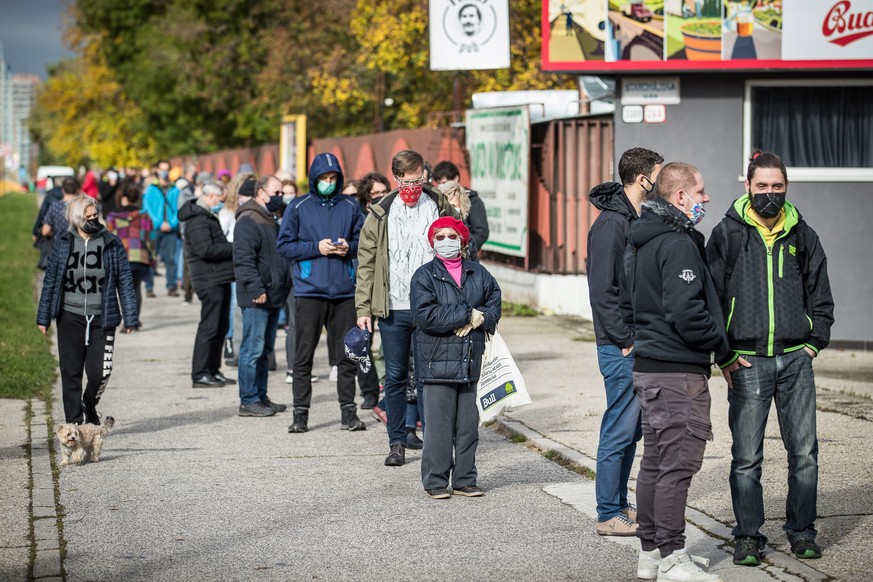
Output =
[
  {"x1": 492, "y1": 415, "x2": 829, "y2": 582},
  {"x1": 29, "y1": 399, "x2": 64, "y2": 580}
]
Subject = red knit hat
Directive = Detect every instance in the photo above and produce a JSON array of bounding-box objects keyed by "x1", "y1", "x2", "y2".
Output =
[{"x1": 427, "y1": 217, "x2": 470, "y2": 247}]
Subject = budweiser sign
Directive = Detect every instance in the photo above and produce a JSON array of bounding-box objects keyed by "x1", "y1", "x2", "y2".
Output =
[{"x1": 823, "y1": 1, "x2": 873, "y2": 46}]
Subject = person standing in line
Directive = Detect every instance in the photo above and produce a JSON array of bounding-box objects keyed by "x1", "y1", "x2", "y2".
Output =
[
  {"x1": 411, "y1": 217, "x2": 500, "y2": 499},
  {"x1": 37, "y1": 196, "x2": 139, "y2": 424},
  {"x1": 706, "y1": 151, "x2": 834, "y2": 565},
  {"x1": 143, "y1": 159, "x2": 180, "y2": 296},
  {"x1": 277, "y1": 153, "x2": 366, "y2": 433},
  {"x1": 355, "y1": 150, "x2": 460, "y2": 467},
  {"x1": 106, "y1": 182, "x2": 154, "y2": 325},
  {"x1": 41, "y1": 178, "x2": 81, "y2": 242},
  {"x1": 233, "y1": 175, "x2": 293, "y2": 417},
  {"x1": 622, "y1": 162, "x2": 746, "y2": 582},
  {"x1": 587, "y1": 147, "x2": 663, "y2": 537},
  {"x1": 178, "y1": 181, "x2": 236, "y2": 388},
  {"x1": 431, "y1": 160, "x2": 490, "y2": 250}
]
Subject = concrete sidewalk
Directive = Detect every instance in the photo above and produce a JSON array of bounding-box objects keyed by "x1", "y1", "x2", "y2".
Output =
[{"x1": 2, "y1": 288, "x2": 871, "y2": 581}]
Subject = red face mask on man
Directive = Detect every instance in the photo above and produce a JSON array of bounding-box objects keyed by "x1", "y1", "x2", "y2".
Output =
[{"x1": 397, "y1": 177, "x2": 424, "y2": 206}]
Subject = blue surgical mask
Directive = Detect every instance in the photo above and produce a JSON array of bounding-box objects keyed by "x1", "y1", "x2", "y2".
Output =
[
  {"x1": 317, "y1": 181, "x2": 336, "y2": 197},
  {"x1": 211, "y1": 202, "x2": 224, "y2": 213}
]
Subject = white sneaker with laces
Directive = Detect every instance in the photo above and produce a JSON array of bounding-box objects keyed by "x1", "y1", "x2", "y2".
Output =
[
  {"x1": 329, "y1": 365, "x2": 338, "y2": 381},
  {"x1": 638, "y1": 548, "x2": 660, "y2": 580},
  {"x1": 285, "y1": 372, "x2": 293, "y2": 385},
  {"x1": 657, "y1": 550, "x2": 722, "y2": 582}
]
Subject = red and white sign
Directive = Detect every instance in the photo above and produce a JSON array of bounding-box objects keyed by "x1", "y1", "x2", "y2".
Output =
[
  {"x1": 784, "y1": 1, "x2": 873, "y2": 59},
  {"x1": 643, "y1": 105, "x2": 666, "y2": 124}
]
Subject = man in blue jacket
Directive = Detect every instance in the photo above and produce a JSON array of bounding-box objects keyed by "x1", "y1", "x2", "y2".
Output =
[
  {"x1": 587, "y1": 147, "x2": 662, "y2": 537},
  {"x1": 233, "y1": 175, "x2": 293, "y2": 418},
  {"x1": 277, "y1": 153, "x2": 366, "y2": 433},
  {"x1": 143, "y1": 160, "x2": 181, "y2": 296}
]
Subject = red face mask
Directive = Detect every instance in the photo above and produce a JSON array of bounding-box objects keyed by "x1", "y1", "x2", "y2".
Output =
[{"x1": 398, "y1": 183, "x2": 423, "y2": 206}]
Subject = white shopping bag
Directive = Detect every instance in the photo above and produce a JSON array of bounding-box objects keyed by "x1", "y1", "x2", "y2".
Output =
[{"x1": 476, "y1": 331, "x2": 531, "y2": 423}]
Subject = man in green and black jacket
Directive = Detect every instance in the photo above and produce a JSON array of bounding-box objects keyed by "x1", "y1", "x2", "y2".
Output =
[{"x1": 706, "y1": 151, "x2": 834, "y2": 566}]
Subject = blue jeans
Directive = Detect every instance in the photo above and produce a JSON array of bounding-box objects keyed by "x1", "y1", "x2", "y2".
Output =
[
  {"x1": 728, "y1": 349, "x2": 819, "y2": 543},
  {"x1": 379, "y1": 310, "x2": 415, "y2": 446},
  {"x1": 238, "y1": 307, "x2": 281, "y2": 405},
  {"x1": 156, "y1": 231, "x2": 178, "y2": 290},
  {"x1": 227, "y1": 283, "x2": 237, "y2": 340},
  {"x1": 595, "y1": 344, "x2": 642, "y2": 521}
]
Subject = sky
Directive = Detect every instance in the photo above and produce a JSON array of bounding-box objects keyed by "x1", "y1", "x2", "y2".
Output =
[{"x1": 0, "y1": 0, "x2": 75, "y2": 78}]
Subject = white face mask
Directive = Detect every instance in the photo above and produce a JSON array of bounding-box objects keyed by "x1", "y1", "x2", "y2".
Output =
[{"x1": 434, "y1": 237, "x2": 461, "y2": 259}]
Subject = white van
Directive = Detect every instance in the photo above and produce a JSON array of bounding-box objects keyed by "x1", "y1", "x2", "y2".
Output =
[{"x1": 36, "y1": 166, "x2": 76, "y2": 192}]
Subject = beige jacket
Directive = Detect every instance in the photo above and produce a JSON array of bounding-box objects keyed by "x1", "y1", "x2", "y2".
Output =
[{"x1": 355, "y1": 185, "x2": 458, "y2": 319}]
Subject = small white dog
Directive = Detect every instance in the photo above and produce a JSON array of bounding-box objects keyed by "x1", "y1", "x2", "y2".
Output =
[{"x1": 55, "y1": 417, "x2": 115, "y2": 466}]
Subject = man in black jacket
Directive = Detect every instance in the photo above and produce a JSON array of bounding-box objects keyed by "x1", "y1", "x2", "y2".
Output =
[
  {"x1": 233, "y1": 175, "x2": 294, "y2": 417},
  {"x1": 706, "y1": 151, "x2": 834, "y2": 565},
  {"x1": 178, "y1": 181, "x2": 235, "y2": 388},
  {"x1": 432, "y1": 160, "x2": 490, "y2": 250},
  {"x1": 622, "y1": 162, "x2": 746, "y2": 582},
  {"x1": 587, "y1": 147, "x2": 662, "y2": 537}
]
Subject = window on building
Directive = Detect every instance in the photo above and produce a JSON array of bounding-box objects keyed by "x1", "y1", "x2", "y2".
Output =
[{"x1": 744, "y1": 80, "x2": 873, "y2": 181}]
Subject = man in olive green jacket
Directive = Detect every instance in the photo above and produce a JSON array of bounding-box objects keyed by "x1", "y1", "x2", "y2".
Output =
[{"x1": 355, "y1": 150, "x2": 458, "y2": 467}]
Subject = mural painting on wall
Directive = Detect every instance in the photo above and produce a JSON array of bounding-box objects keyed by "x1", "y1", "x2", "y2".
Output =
[
  {"x1": 665, "y1": 0, "x2": 723, "y2": 60},
  {"x1": 546, "y1": 1, "x2": 607, "y2": 62},
  {"x1": 607, "y1": 1, "x2": 664, "y2": 61},
  {"x1": 723, "y1": 0, "x2": 781, "y2": 60}
]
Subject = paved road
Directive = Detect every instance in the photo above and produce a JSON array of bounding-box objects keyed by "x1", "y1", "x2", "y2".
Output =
[{"x1": 2, "y1": 277, "x2": 872, "y2": 581}]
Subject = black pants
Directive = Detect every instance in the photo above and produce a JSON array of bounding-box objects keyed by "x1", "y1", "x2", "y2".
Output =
[
  {"x1": 129, "y1": 262, "x2": 150, "y2": 321},
  {"x1": 292, "y1": 297, "x2": 357, "y2": 409},
  {"x1": 192, "y1": 283, "x2": 231, "y2": 379},
  {"x1": 56, "y1": 311, "x2": 116, "y2": 423}
]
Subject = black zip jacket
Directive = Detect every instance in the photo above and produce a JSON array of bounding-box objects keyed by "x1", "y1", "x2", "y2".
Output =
[
  {"x1": 587, "y1": 182, "x2": 637, "y2": 349},
  {"x1": 411, "y1": 258, "x2": 501, "y2": 384},
  {"x1": 233, "y1": 200, "x2": 293, "y2": 310},
  {"x1": 706, "y1": 196, "x2": 833, "y2": 356},
  {"x1": 178, "y1": 199, "x2": 234, "y2": 292},
  {"x1": 621, "y1": 198, "x2": 735, "y2": 376},
  {"x1": 465, "y1": 189, "x2": 490, "y2": 249}
]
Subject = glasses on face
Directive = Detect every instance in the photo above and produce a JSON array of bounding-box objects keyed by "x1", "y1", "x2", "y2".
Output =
[
  {"x1": 434, "y1": 233, "x2": 459, "y2": 241},
  {"x1": 397, "y1": 175, "x2": 424, "y2": 187},
  {"x1": 370, "y1": 188, "x2": 388, "y2": 195}
]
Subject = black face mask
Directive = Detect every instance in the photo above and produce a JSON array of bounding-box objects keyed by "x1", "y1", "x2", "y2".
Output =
[
  {"x1": 266, "y1": 195, "x2": 284, "y2": 212},
  {"x1": 750, "y1": 191, "x2": 786, "y2": 218},
  {"x1": 82, "y1": 218, "x2": 102, "y2": 234}
]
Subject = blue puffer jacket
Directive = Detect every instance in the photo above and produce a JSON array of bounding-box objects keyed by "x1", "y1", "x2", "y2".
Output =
[
  {"x1": 37, "y1": 229, "x2": 139, "y2": 330},
  {"x1": 411, "y1": 258, "x2": 501, "y2": 384},
  {"x1": 276, "y1": 153, "x2": 364, "y2": 299}
]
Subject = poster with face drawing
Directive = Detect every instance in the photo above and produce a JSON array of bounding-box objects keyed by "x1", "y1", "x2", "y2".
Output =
[{"x1": 430, "y1": 0, "x2": 511, "y2": 70}]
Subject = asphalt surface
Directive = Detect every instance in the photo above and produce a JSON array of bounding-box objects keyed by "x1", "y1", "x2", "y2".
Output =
[{"x1": 2, "y1": 276, "x2": 872, "y2": 581}]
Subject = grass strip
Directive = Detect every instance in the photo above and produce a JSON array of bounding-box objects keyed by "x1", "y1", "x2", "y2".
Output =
[{"x1": 0, "y1": 192, "x2": 57, "y2": 399}]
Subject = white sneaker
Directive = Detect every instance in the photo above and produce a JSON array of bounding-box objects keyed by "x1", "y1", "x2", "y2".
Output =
[
  {"x1": 285, "y1": 372, "x2": 293, "y2": 385},
  {"x1": 657, "y1": 550, "x2": 722, "y2": 582},
  {"x1": 638, "y1": 548, "x2": 660, "y2": 580},
  {"x1": 329, "y1": 365, "x2": 338, "y2": 381}
]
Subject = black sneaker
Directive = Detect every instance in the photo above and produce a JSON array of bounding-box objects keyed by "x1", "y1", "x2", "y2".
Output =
[
  {"x1": 790, "y1": 538, "x2": 822, "y2": 559},
  {"x1": 238, "y1": 402, "x2": 276, "y2": 417},
  {"x1": 733, "y1": 537, "x2": 763, "y2": 566},
  {"x1": 288, "y1": 408, "x2": 309, "y2": 433},
  {"x1": 263, "y1": 398, "x2": 287, "y2": 413},
  {"x1": 340, "y1": 404, "x2": 366, "y2": 431},
  {"x1": 82, "y1": 401, "x2": 100, "y2": 425},
  {"x1": 406, "y1": 428, "x2": 423, "y2": 450},
  {"x1": 361, "y1": 393, "x2": 378, "y2": 410},
  {"x1": 426, "y1": 488, "x2": 451, "y2": 499},
  {"x1": 384, "y1": 443, "x2": 405, "y2": 466},
  {"x1": 453, "y1": 485, "x2": 485, "y2": 497}
]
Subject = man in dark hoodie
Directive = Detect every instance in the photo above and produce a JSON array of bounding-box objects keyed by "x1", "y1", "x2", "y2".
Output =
[
  {"x1": 233, "y1": 175, "x2": 293, "y2": 418},
  {"x1": 621, "y1": 162, "x2": 747, "y2": 582},
  {"x1": 432, "y1": 160, "x2": 490, "y2": 250},
  {"x1": 277, "y1": 153, "x2": 366, "y2": 433},
  {"x1": 178, "y1": 181, "x2": 236, "y2": 388},
  {"x1": 587, "y1": 147, "x2": 662, "y2": 537}
]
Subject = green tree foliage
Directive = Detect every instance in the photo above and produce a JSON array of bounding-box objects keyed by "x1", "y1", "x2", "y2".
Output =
[{"x1": 35, "y1": 0, "x2": 575, "y2": 163}]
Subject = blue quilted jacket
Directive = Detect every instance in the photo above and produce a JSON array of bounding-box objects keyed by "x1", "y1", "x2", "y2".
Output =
[{"x1": 37, "y1": 229, "x2": 139, "y2": 330}]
